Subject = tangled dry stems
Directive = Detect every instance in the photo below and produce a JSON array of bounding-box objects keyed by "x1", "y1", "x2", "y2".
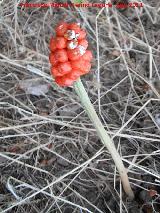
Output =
[{"x1": 0, "y1": 0, "x2": 160, "y2": 212}]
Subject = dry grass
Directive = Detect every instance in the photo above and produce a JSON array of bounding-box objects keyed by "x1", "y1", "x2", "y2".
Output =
[{"x1": 0, "y1": 0, "x2": 160, "y2": 212}]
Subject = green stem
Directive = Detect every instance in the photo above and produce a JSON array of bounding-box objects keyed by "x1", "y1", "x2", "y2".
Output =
[{"x1": 74, "y1": 78, "x2": 134, "y2": 199}]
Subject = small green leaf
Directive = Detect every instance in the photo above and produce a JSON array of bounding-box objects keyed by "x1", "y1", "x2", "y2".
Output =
[{"x1": 74, "y1": 0, "x2": 83, "y2": 3}]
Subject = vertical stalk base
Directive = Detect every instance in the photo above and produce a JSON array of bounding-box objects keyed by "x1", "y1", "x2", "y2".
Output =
[{"x1": 74, "y1": 78, "x2": 134, "y2": 199}]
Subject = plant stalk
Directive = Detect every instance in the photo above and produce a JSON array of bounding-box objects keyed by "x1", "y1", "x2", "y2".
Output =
[{"x1": 74, "y1": 78, "x2": 134, "y2": 199}]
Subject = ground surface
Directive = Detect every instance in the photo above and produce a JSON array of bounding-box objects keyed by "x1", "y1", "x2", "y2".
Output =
[{"x1": 0, "y1": 0, "x2": 160, "y2": 212}]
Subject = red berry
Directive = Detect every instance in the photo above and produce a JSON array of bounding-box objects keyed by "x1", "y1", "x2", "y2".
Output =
[
  {"x1": 67, "y1": 69, "x2": 82, "y2": 80},
  {"x1": 67, "y1": 48, "x2": 82, "y2": 61},
  {"x1": 78, "y1": 39, "x2": 88, "y2": 49},
  {"x1": 71, "y1": 59, "x2": 85, "y2": 70},
  {"x1": 51, "y1": 66, "x2": 61, "y2": 77},
  {"x1": 68, "y1": 23, "x2": 81, "y2": 33},
  {"x1": 55, "y1": 22, "x2": 68, "y2": 36},
  {"x1": 55, "y1": 76, "x2": 74, "y2": 87},
  {"x1": 71, "y1": 59, "x2": 91, "y2": 74},
  {"x1": 81, "y1": 61, "x2": 91, "y2": 74},
  {"x1": 81, "y1": 50, "x2": 93, "y2": 61},
  {"x1": 78, "y1": 29, "x2": 86, "y2": 40},
  {"x1": 54, "y1": 49, "x2": 68, "y2": 63},
  {"x1": 56, "y1": 37, "x2": 67, "y2": 49},
  {"x1": 49, "y1": 53, "x2": 58, "y2": 66},
  {"x1": 50, "y1": 37, "x2": 57, "y2": 52},
  {"x1": 49, "y1": 22, "x2": 92, "y2": 87},
  {"x1": 57, "y1": 62, "x2": 72, "y2": 75}
]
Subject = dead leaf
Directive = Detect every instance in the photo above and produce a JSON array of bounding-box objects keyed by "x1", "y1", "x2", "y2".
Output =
[
  {"x1": 148, "y1": 189, "x2": 157, "y2": 197},
  {"x1": 111, "y1": 50, "x2": 121, "y2": 57},
  {"x1": 19, "y1": 78, "x2": 49, "y2": 96},
  {"x1": 39, "y1": 158, "x2": 56, "y2": 166}
]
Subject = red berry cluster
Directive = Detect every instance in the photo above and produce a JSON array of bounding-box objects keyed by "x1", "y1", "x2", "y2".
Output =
[{"x1": 49, "y1": 22, "x2": 93, "y2": 86}]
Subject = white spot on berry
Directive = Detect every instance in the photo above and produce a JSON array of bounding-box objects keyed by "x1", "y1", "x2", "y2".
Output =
[
  {"x1": 78, "y1": 45, "x2": 86, "y2": 55},
  {"x1": 58, "y1": 24, "x2": 63, "y2": 29},
  {"x1": 64, "y1": 30, "x2": 76, "y2": 40},
  {"x1": 75, "y1": 33, "x2": 80, "y2": 39},
  {"x1": 67, "y1": 40, "x2": 78, "y2": 49}
]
